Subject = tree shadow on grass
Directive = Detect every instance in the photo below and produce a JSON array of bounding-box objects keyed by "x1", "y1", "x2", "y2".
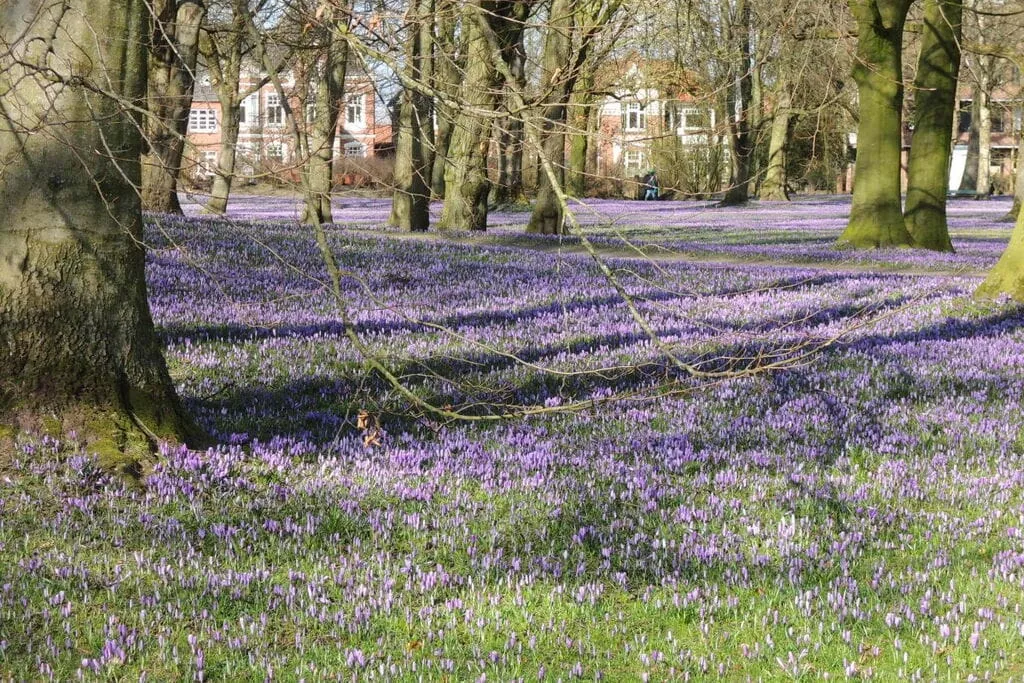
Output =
[{"x1": 182, "y1": 301, "x2": 1023, "y2": 445}]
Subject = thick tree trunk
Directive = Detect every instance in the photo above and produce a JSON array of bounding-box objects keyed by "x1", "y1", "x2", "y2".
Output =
[
  {"x1": 566, "y1": 70, "x2": 595, "y2": 198},
  {"x1": 1, "y1": 0, "x2": 200, "y2": 464},
  {"x1": 839, "y1": 0, "x2": 913, "y2": 247},
  {"x1": 437, "y1": 1, "x2": 530, "y2": 231},
  {"x1": 206, "y1": 105, "x2": 241, "y2": 215},
  {"x1": 903, "y1": 0, "x2": 961, "y2": 252},
  {"x1": 719, "y1": 0, "x2": 754, "y2": 207},
  {"x1": 1002, "y1": 143, "x2": 1024, "y2": 222},
  {"x1": 528, "y1": 0, "x2": 575, "y2": 234},
  {"x1": 429, "y1": 9, "x2": 459, "y2": 200},
  {"x1": 977, "y1": 208, "x2": 1024, "y2": 300},
  {"x1": 141, "y1": 0, "x2": 205, "y2": 215},
  {"x1": 390, "y1": 0, "x2": 434, "y2": 231},
  {"x1": 760, "y1": 87, "x2": 794, "y2": 201}
]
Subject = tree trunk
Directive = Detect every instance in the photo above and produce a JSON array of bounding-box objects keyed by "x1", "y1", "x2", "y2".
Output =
[
  {"x1": 977, "y1": 82, "x2": 992, "y2": 197},
  {"x1": 566, "y1": 71, "x2": 595, "y2": 198},
  {"x1": 719, "y1": 0, "x2": 754, "y2": 207},
  {"x1": 977, "y1": 207, "x2": 1024, "y2": 300},
  {"x1": 1, "y1": 0, "x2": 200, "y2": 464},
  {"x1": 437, "y1": 1, "x2": 531, "y2": 231},
  {"x1": 429, "y1": 2, "x2": 460, "y2": 199},
  {"x1": 202, "y1": 0, "x2": 250, "y2": 216},
  {"x1": 206, "y1": 104, "x2": 241, "y2": 215},
  {"x1": 1002, "y1": 138, "x2": 1024, "y2": 222},
  {"x1": 141, "y1": 0, "x2": 206, "y2": 214},
  {"x1": 959, "y1": 91, "x2": 981, "y2": 193},
  {"x1": 903, "y1": 0, "x2": 961, "y2": 252},
  {"x1": 839, "y1": 0, "x2": 913, "y2": 248},
  {"x1": 303, "y1": 19, "x2": 349, "y2": 226},
  {"x1": 390, "y1": 0, "x2": 434, "y2": 231},
  {"x1": 760, "y1": 87, "x2": 794, "y2": 201},
  {"x1": 528, "y1": 0, "x2": 575, "y2": 234}
]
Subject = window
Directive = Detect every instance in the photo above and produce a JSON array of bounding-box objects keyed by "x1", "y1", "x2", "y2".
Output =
[
  {"x1": 623, "y1": 149, "x2": 643, "y2": 170},
  {"x1": 201, "y1": 150, "x2": 218, "y2": 176},
  {"x1": 344, "y1": 141, "x2": 366, "y2": 157},
  {"x1": 266, "y1": 93, "x2": 283, "y2": 126},
  {"x1": 266, "y1": 142, "x2": 283, "y2": 162},
  {"x1": 683, "y1": 108, "x2": 708, "y2": 131},
  {"x1": 346, "y1": 94, "x2": 364, "y2": 126},
  {"x1": 622, "y1": 102, "x2": 645, "y2": 131},
  {"x1": 991, "y1": 108, "x2": 1006, "y2": 133},
  {"x1": 306, "y1": 104, "x2": 317, "y2": 124},
  {"x1": 188, "y1": 109, "x2": 217, "y2": 132},
  {"x1": 958, "y1": 101, "x2": 972, "y2": 133}
]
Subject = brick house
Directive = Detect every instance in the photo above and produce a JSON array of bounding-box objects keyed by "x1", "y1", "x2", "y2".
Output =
[
  {"x1": 592, "y1": 58, "x2": 723, "y2": 181},
  {"x1": 184, "y1": 69, "x2": 387, "y2": 183}
]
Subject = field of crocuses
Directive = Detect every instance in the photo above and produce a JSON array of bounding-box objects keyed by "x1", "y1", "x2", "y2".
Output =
[{"x1": 3, "y1": 195, "x2": 1024, "y2": 680}]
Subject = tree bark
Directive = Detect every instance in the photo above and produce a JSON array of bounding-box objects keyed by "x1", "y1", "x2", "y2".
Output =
[
  {"x1": 760, "y1": 87, "x2": 794, "y2": 201},
  {"x1": 1, "y1": 0, "x2": 200, "y2": 463},
  {"x1": 839, "y1": 0, "x2": 914, "y2": 248},
  {"x1": 429, "y1": 3, "x2": 460, "y2": 199},
  {"x1": 528, "y1": 0, "x2": 575, "y2": 234},
  {"x1": 141, "y1": 0, "x2": 206, "y2": 214},
  {"x1": 1002, "y1": 139, "x2": 1024, "y2": 222},
  {"x1": 719, "y1": 0, "x2": 754, "y2": 207},
  {"x1": 566, "y1": 80, "x2": 595, "y2": 198},
  {"x1": 302, "y1": 14, "x2": 349, "y2": 226},
  {"x1": 202, "y1": 0, "x2": 250, "y2": 216},
  {"x1": 437, "y1": 1, "x2": 531, "y2": 231},
  {"x1": 903, "y1": 0, "x2": 961, "y2": 252},
  {"x1": 977, "y1": 207, "x2": 1024, "y2": 300},
  {"x1": 390, "y1": 0, "x2": 434, "y2": 231}
]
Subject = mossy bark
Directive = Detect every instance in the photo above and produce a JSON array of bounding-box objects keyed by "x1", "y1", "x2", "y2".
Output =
[
  {"x1": 141, "y1": 0, "x2": 205, "y2": 215},
  {"x1": 903, "y1": 0, "x2": 961, "y2": 252},
  {"x1": 437, "y1": 1, "x2": 531, "y2": 231},
  {"x1": 527, "y1": 0, "x2": 575, "y2": 235},
  {"x1": 760, "y1": 87, "x2": 794, "y2": 201},
  {"x1": 977, "y1": 208, "x2": 1024, "y2": 300},
  {"x1": 302, "y1": 19, "x2": 349, "y2": 226},
  {"x1": 566, "y1": 72, "x2": 595, "y2": 198},
  {"x1": 840, "y1": 0, "x2": 913, "y2": 248},
  {"x1": 390, "y1": 0, "x2": 434, "y2": 232},
  {"x1": 1, "y1": 0, "x2": 202, "y2": 466},
  {"x1": 206, "y1": 104, "x2": 240, "y2": 215},
  {"x1": 437, "y1": 13, "x2": 496, "y2": 231}
]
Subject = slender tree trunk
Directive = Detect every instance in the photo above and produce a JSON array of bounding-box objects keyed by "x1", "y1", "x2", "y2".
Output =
[
  {"x1": 141, "y1": 0, "x2": 206, "y2": 214},
  {"x1": 1, "y1": 0, "x2": 200, "y2": 462},
  {"x1": 760, "y1": 87, "x2": 794, "y2": 201},
  {"x1": 429, "y1": 3, "x2": 459, "y2": 199},
  {"x1": 959, "y1": 91, "x2": 981, "y2": 193},
  {"x1": 202, "y1": 0, "x2": 249, "y2": 216},
  {"x1": 390, "y1": 0, "x2": 434, "y2": 231},
  {"x1": 903, "y1": 0, "x2": 961, "y2": 252},
  {"x1": 977, "y1": 81, "x2": 992, "y2": 197},
  {"x1": 839, "y1": 0, "x2": 913, "y2": 247}
]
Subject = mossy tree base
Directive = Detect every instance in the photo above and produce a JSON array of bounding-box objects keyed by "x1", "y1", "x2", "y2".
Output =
[{"x1": 977, "y1": 212, "x2": 1024, "y2": 301}]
